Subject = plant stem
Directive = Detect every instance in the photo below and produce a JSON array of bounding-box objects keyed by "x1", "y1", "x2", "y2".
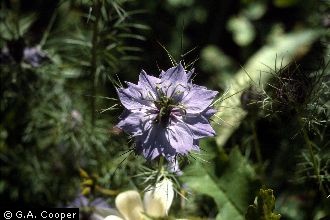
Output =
[
  {"x1": 151, "y1": 156, "x2": 165, "y2": 186},
  {"x1": 90, "y1": 0, "x2": 101, "y2": 127},
  {"x1": 252, "y1": 122, "x2": 263, "y2": 165},
  {"x1": 158, "y1": 156, "x2": 164, "y2": 174},
  {"x1": 252, "y1": 122, "x2": 265, "y2": 181},
  {"x1": 299, "y1": 117, "x2": 326, "y2": 195}
]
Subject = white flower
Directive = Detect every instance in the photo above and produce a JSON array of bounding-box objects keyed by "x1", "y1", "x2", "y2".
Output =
[{"x1": 105, "y1": 178, "x2": 174, "y2": 220}]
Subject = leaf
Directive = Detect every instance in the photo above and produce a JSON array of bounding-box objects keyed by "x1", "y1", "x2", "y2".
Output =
[
  {"x1": 245, "y1": 189, "x2": 281, "y2": 220},
  {"x1": 182, "y1": 148, "x2": 259, "y2": 220}
]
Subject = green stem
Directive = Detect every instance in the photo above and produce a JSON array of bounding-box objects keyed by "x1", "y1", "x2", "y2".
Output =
[
  {"x1": 252, "y1": 122, "x2": 264, "y2": 181},
  {"x1": 252, "y1": 122, "x2": 262, "y2": 166},
  {"x1": 90, "y1": 0, "x2": 101, "y2": 127},
  {"x1": 152, "y1": 156, "x2": 164, "y2": 186},
  {"x1": 299, "y1": 117, "x2": 326, "y2": 195},
  {"x1": 158, "y1": 156, "x2": 164, "y2": 174}
]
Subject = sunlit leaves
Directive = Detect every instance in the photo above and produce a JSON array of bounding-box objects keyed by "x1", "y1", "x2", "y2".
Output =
[{"x1": 182, "y1": 148, "x2": 259, "y2": 220}]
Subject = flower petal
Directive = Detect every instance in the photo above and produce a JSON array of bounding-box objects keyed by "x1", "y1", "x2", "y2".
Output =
[
  {"x1": 94, "y1": 207, "x2": 120, "y2": 219},
  {"x1": 167, "y1": 122, "x2": 194, "y2": 155},
  {"x1": 143, "y1": 178, "x2": 174, "y2": 217},
  {"x1": 90, "y1": 198, "x2": 111, "y2": 208},
  {"x1": 138, "y1": 70, "x2": 160, "y2": 99},
  {"x1": 160, "y1": 63, "x2": 186, "y2": 83},
  {"x1": 160, "y1": 64, "x2": 189, "y2": 100},
  {"x1": 135, "y1": 124, "x2": 176, "y2": 160},
  {"x1": 104, "y1": 216, "x2": 124, "y2": 220},
  {"x1": 181, "y1": 84, "x2": 218, "y2": 114},
  {"x1": 202, "y1": 106, "x2": 217, "y2": 119},
  {"x1": 117, "y1": 111, "x2": 154, "y2": 136},
  {"x1": 192, "y1": 139, "x2": 200, "y2": 151},
  {"x1": 90, "y1": 213, "x2": 107, "y2": 220},
  {"x1": 67, "y1": 194, "x2": 88, "y2": 207},
  {"x1": 186, "y1": 68, "x2": 194, "y2": 80},
  {"x1": 117, "y1": 83, "x2": 154, "y2": 111},
  {"x1": 115, "y1": 190, "x2": 144, "y2": 220},
  {"x1": 181, "y1": 114, "x2": 216, "y2": 139}
]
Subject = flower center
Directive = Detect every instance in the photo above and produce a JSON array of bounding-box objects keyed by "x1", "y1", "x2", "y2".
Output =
[{"x1": 154, "y1": 95, "x2": 175, "y2": 126}]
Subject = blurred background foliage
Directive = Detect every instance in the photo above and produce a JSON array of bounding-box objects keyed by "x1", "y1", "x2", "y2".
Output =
[{"x1": 0, "y1": 0, "x2": 329, "y2": 219}]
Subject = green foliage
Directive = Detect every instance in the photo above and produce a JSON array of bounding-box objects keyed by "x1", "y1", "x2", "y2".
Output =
[
  {"x1": 1, "y1": 0, "x2": 330, "y2": 218},
  {"x1": 182, "y1": 148, "x2": 259, "y2": 220},
  {"x1": 245, "y1": 189, "x2": 281, "y2": 220},
  {"x1": 0, "y1": 0, "x2": 146, "y2": 206},
  {"x1": 213, "y1": 29, "x2": 320, "y2": 148}
]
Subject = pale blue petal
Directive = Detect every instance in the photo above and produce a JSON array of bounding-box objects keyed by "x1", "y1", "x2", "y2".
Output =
[
  {"x1": 167, "y1": 122, "x2": 194, "y2": 154},
  {"x1": 181, "y1": 84, "x2": 218, "y2": 114},
  {"x1": 135, "y1": 125, "x2": 176, "y2": 160},
  {"x1": 138, "y1": 70, "x2": 160, "y2": 100},
  {"x1": 117, "y1": 85, "x2": 154, "y2": 110},
  {"x1": 181, "y1": 115, "x2": 215, "y2": 139},
  {"x1": 117, "y1": 111, "x2": 154, "y2": 136}
]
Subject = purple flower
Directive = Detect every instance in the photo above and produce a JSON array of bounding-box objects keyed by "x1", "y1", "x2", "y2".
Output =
[
  {"x1": 23, "y1": 47, "x2": 48, "y2": 67},
  {"x1": 67, "y1": 195, "x2": 118, "y2": 220},
  {"x1": 0, "y1": 44, "x2": 48, "y2": 66},
  {"x1": 116, "y1": 63, "x2": 217, "y2": 161},
  {"x1": 67, "y1": 195, "x2": 110, "y2": 209}
]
